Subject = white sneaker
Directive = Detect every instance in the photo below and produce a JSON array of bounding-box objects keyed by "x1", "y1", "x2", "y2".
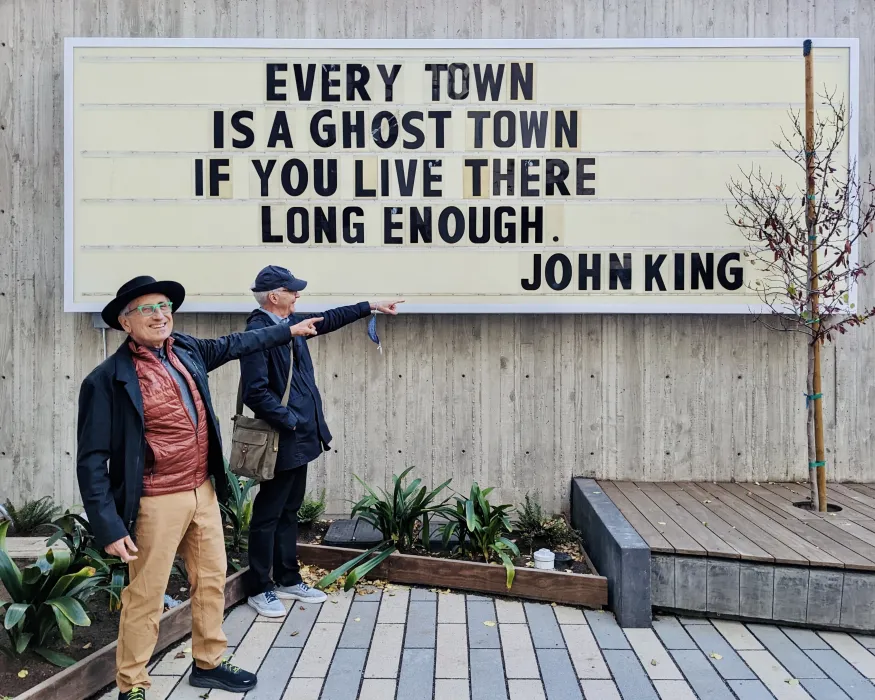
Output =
[
  {"x1": 274, "y1": 582, "x2": 328, "y2": 603},
  {"x1": 247, "y1": 589, "x2": 287, "y2": 617}
]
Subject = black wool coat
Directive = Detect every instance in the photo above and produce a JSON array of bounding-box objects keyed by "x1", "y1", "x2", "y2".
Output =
[
  {"x1": 239, "y1": 302, "x2": 371, "y2": 470},
  {"x1": 76, "y1": 324, "x2": 293, "y2": 549}
]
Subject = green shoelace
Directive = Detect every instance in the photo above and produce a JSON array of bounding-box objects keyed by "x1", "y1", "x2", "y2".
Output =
[{"x1": 128, "y1": 688, "x2": 146, "y2": 700}]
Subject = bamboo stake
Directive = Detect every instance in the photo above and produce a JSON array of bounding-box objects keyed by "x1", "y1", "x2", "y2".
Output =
[{"x1": 804, "y1": 39, "x2": 827, "y2": 512}]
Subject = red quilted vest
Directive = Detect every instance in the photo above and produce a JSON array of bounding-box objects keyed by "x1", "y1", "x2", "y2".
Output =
[{"x1": 130, "y1": 338, "x2": 209, "y2": 497}]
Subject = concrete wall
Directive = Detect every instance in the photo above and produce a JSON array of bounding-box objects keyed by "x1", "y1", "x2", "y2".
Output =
[{"x1": 1, "y1": 0, "x2": 873, "y2": 515}]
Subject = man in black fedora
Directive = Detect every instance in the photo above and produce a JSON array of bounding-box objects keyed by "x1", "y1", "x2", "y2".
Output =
[{"x1": 76, "y1": 275, "x2": 323, "y2": 700}]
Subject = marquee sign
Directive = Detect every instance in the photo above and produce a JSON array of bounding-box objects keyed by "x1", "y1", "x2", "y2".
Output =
[{"x1": 64, "y1": 39, "x2": 858, "y2": 313}]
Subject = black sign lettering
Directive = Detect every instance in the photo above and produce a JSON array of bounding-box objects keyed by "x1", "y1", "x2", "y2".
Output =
[
  {"x1": 343, "y1": 206, "x2": 365, "y2": 243},
  {"x1": 251, "y1": 159, "x2": 276, "y2": 197},
  {"x1": 280, "y1": 159, "x2": 308, "y2": 197},
  {"x1": 286, "y1": 207, "x2": 309, "y2": 243},
  {"x1": 314, "y1": 207, "x2": 337, "y2": 243},
  {"x1": 321, "y1": 64, "x2": 341, "y2": 102},
  {"x1": 384, "y1": 207, "x2": 403, "y2": 244},
  {"x1": 645, "y1": 254, "x2": 667, "y2": 291},
  {"x1": 465, "y1": 159, "x2": 488, "y2": 197},
  {"x1": 208, "y1": 158, "x2": 230, "y2": 197},
  {"x1": 266, "y1": 64, "x2": 287, "y2": 101},
  {"x1": 474, "y1": 64, "x2": 505, "y2": 101},
  {"x1": 717, "y1": 253, "x2": 744, "y2": 290},
  {"x1": 545, "y1": 253, "x2": 572, "y2": 290},
  {"x1": 423, "y1": 159, "x2": 442, "y2": 197},
  {"x1": 343, "y1": 111, "x2": 366, "y2": 149},
  {"x1": 609, "y1": 253, "x2": 632, "y2": 290},
  {"x1": 579, "y1": 253, "x2": 601, "y2": 290},
  {"x1": 401, "y1": 111, "x2": 425, "y2": 149},
  {"x1": 545, "y1": 159, "x2": 570, "y2": 196},
  {"x1": 522, "y1": 254, "x2": 542, "y2": 290},
  {"x1": 423, "y1": 64, "x2": 448, "y2": 100},
  {"x1": 447, "y1": 63, "x2": 470, "y2": 100},
  {"x1": 346, "y1": 64, "x2": 371, "y2": 101},
  {"x1": 293, "y1": 64, "x2": 316, "y2": 101},
  {"x1": 261, "y1": 205, "x2": 281, "y2": 242},
  {"x1": 377, "y1": 64, "x2": 402, "y2": 101},
  {"x1": 231, "y1": 110, "x2": 254, "y2": 149},
  {"x1": 411, "y1": 207, "x2": 432, "y2": 243},
  {"x1": 691, "y1": 253, "x2": 715, "y2": 290},
  {"x1": 310, "y1": 110, "x2": 336, "y2": 148},
  {"x1": 467, "y1": 110, "x2": 490, "y2": 149},
  {"x1": 267, "y1": 111, "x2": 294, "y2": 149},
  {"x1": 313, "y1": 159, "x2": 338, "y2": 196},
  {"x1": 510, "y1": 63, "x2": 534, "y2": 100}
]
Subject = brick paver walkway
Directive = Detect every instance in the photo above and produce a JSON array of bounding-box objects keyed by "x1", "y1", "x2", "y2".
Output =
[{"x1": 98, "y1": 585, "x2": 875, "y2": 700}]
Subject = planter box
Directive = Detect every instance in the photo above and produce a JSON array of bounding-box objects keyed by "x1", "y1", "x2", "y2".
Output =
[
  {"x1": 298, "y1": 543, "x2": 608, "y2": 608},
  {"x1": 15, "y1": 569, "x2": 248, "y2": 700}
]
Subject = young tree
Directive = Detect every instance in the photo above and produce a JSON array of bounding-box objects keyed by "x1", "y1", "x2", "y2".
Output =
[{"x1": 726, "y1": 50, "x2": 875, "y2": 511}]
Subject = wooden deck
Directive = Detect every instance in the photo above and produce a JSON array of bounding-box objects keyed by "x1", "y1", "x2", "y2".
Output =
[{"x1": 598, "y1": 481, "x2": 875, "y2": 571}]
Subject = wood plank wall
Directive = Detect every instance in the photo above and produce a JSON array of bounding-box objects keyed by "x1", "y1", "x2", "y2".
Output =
[{"x1": 0, "y1": 0, "x2": 872, "y2": 515}]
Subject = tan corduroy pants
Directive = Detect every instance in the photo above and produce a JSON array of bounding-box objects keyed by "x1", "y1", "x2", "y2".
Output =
[{"x1": 116, "y1": 479, "x2": 228, "y2": 692}]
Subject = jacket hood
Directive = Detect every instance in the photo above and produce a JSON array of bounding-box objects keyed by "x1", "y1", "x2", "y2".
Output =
[{"x1": 246, "y1": 308, "x2": 272, "y2": 326}]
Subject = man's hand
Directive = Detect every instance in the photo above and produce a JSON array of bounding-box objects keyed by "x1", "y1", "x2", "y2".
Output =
[
  {"x1": 371, "y1": 300, "x2": 405, "y2": 315},
  {"x1": 290, "y1": 317, "x2": 323, "y2": 337},
  {"x1": 105, "y1": 536, "x2": 138, "y2": 562}
]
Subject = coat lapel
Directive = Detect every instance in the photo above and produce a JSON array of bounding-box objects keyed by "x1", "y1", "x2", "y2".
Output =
[{"x1": 114, "y1": 342, "x2": 144, "y2": 419}]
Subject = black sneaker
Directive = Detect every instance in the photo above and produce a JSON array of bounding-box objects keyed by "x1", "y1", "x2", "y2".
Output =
[
  {"x1": 189, "y1": 658, "x2": 258, "y2": 692},
  {"x1": 119, "y1": 688, "x2": 146, "y2": 700}
]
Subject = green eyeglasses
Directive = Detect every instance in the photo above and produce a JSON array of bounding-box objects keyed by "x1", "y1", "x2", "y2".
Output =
[{"x1": 126, "y1": 301, "x2": 174, "y2": 317}]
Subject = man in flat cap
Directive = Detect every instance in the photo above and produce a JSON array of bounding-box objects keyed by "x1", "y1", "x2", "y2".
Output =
[
  {"x1": 240, "y1": 265, "x2": 402, "y2": 617},
  {"x1": 77, "y1": 275, "x2": 323, "y2": 700}
]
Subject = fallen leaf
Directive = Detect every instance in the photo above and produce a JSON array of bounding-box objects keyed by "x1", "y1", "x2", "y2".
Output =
[
  {"x1": 355, "y1": 617, "x2": 361, "y2": 622},
  {"x1": 82, "y1": 642, "x2": 92, "y2": 650},
  {"x1": 755, "y1": 481, "x2": 760, "y2": 486},
  {"x1": 300, "y1": 606, "x2": 306, "y2": 611},
  {"x1": 180, "y1": 587, "x2": 188, "y2": 593},
  {"x1": 184, "y1": 647, "x2": 191, "y2": 654},
  {"x1": 658, "y1": 521, "x2": 667, "y2": 526},
  {"x1": 484, "y1": 621, "x2": 496, "y2": 627},
  {"x1": 175, "y1": 652, "x2": 186, "y2": 659},
  {"x1": 389, "y1": 593, "x2": 396, "y2": 597},
  {"x1": 565, "y1": 569, "x2": 572, "y2": 573},
  {"x1": 331, "y1": 600, "x2": 338, "y2": 605},
  {"x1": 290, "y1": 631, "x2": 300, "y2": 637},
  {"x1": 786, "y1": 679, "x2": 800, "y2": 686},
  {"x1": 710, "y1": 653, "x2": 723, "y2": 660},
  {"x1": 17, "y1": 670, "x2": 28, "y2": 679},
  {"x1": 703, "y1": 522, "x2": 708, "y2": 527},
  {"x1": 651, "y1": 659, "x2": 658, "y2": 666},
  {"x1": 704, "y1": 500, "x2": 712, "y2": 504},
  {"x1": 551, "y1": 603, "x2": 557, "y2": 607}
]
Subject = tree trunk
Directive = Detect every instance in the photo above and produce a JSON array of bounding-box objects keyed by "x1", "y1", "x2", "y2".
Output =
[
  {"x1": 804, "y1": 40, "x2": 828, "y2": 511},
  {"x1": 807, "y1": 343, "x2": 819, "y2": 508}
]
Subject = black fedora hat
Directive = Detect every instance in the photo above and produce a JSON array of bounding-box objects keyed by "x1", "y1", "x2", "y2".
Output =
[{"x1": 101, "y1": 276, "x2": 186, "y2": 331}]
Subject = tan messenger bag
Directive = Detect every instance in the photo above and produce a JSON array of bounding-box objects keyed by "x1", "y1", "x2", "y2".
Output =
[{"x1": 228, "y1": 359, "x2": 293, "y2": 482}]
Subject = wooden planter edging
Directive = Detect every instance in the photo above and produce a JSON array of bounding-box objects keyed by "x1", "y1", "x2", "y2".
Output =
[
  {"x1": 298, "y1": 543, "x2": 609, "y2": 608},
  {"x1": 15, "y1": 569, "x2": 248, "y2": 700}
]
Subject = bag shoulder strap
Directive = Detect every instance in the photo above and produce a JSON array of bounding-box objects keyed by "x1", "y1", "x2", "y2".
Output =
[{"x1": 235, "y1": 339, "x2": 295, "y2": 416}]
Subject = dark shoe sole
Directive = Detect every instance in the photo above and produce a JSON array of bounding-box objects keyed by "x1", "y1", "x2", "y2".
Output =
[{"x1": 189, "y1": 675, "x2": 257, "y2": 692}]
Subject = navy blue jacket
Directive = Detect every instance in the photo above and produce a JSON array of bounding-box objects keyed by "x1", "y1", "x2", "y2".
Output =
[
  {"x1": 76, "y1": 324, "x2": 294, "y2": 549},
  {"x1": 239, "y1": 302, "x2": 371, "y2": 469}
]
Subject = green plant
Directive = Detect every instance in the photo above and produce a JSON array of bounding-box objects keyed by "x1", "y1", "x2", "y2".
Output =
[
  {"x1": 513, "y1": 493, "x2": 580, "y2": 552},
  {"x1": 4, "y1": 497, "x2": 61, "y2": 536},
  {"x1": 316, "y1": 468, "x2": 453, "y2": 592},
  {"x1": 0, "y1": 521, "x2": 101, "y2": 666},
  {"x1": 47, "y1": 510, "x2": 128, "y2": 612},
  {"x1": 298, "y1": 489, "x2": 326, "y2": 526},
  {"x1": 440, "y1": 483, "x2": 519, "y2": 588},
  {"x1": 219, "y1": 465, "x2": 255, "y2": 556}
]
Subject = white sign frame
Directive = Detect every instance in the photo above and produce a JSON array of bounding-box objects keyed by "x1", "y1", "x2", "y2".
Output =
[{"x1": 63, "y1": 37, "x2": 860, "y2": 315}]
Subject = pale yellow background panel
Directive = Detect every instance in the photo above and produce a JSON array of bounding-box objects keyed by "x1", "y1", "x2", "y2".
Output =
[
  {"x1": 74, "y1": 152, "x2": 828, "y2": 200},
  {"x1": 74, "y1": 106, "x2": 846, "y2": 154},
  {"x1": 74, "y1": 248, "x2": 763, "y2": 304},
  {"x1": 75, "y1": 200, "x2": 745, "y2": 248},
  {"x1": 70, "y1": 43, "x2": 852, "y2": 309},
  {"x1": 74, "y1": 47, "x2": 850, "y2": 107}
]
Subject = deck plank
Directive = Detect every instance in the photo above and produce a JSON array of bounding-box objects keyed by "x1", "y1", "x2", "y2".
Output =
[
  {"x1": 597, "y1": 481, "x2": 674, "y2": 553},
  {"x1": 780, "y1": 481, "x2": 875, "y2": 520},
  {"x1": 613, "y1": 482, "x2": 707, "y2": 556},
  {"x1": 657, "y1": 484, "x2": 774, "y2": 562},
  {"x1": 806, "y1": 520, "x2": 875, "y2": 568},
  {"x1": 675, "y1": 483, "x2": 809, "y2": 566},
  {"x1": 698, "y1": 483, "x2": 844, "y2": 568},
  {"x1": 634, "y1": 482, "x2": 741, "y2": 559},
  {"x1": 830, "y1": 484, "x2": 875, "y2": 511}
]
